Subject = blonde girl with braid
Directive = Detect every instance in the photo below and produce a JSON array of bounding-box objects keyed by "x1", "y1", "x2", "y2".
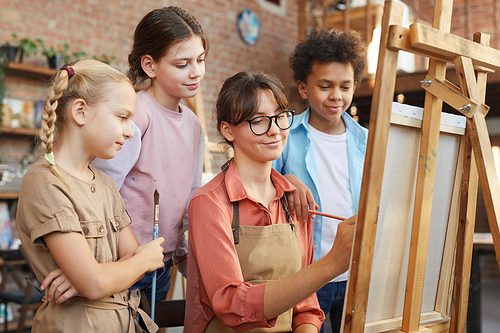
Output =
[
  {"x1": 17, "y1": 59, "x2": 164, "y2": 333},
  {"x1": 92, "y1": 6, "x2": 208, "y2": 301}
]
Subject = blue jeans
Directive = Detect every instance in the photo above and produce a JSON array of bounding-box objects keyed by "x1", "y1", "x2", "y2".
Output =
[
  {"x1": 317, "y1": 281, "x2": 347, "y2": 333},
  {"x1": 129, "y1": 259, "x2": 173, "y2": 301}
]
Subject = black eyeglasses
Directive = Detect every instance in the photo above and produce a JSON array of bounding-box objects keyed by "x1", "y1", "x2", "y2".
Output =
[{"x1": 246, "y1": 110, "x2": 295, "y2": 136}]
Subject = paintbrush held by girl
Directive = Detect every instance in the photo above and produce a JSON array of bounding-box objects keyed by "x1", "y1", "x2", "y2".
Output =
[
  {"x1": 185, "y1": 72, "x2": 357, "y2": 332},
  {"x1": 16, "y1": 59, "x2": 164, "y2": 333}
]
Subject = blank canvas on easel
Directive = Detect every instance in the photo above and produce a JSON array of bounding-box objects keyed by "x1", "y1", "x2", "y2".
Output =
[{"x1": 356, "y1": 103, "x2": 465, "y2": 332}]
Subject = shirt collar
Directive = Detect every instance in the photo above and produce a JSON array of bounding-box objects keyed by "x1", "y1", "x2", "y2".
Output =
[
  {"x1": 224, "y1": 160, "x2": 296, "y2": 203},
  {"x1": 290, "y1": 107, "x2": 311, "y2": 131}
]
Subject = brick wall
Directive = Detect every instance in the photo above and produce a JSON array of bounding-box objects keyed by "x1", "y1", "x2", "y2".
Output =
[
  {"x1": 411, "y1": 0, "x2": 499, "y2": 47},
  {"x1": 0, "y1": 0, "x2": 300, "y2": 167}
]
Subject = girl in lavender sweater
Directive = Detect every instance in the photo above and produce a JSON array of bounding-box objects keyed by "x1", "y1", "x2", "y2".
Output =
[{"x1": 92, "y1": 6, "x2": 208, "y2": 301}]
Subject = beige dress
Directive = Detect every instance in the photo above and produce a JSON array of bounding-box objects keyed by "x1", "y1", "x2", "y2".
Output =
[{"x1": 17, "y1": 158, "x2": 157, "y2": 333}]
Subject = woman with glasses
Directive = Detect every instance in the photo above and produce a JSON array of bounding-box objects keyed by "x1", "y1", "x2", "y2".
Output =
[{"x1": 185, "y1": 72, "x2": 356, "y2": 333}]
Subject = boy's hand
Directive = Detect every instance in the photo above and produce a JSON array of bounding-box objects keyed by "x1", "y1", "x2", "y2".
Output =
[
  {"x1": 41, "y1": 269, "x2": 79, "y2": 304},
  {"x1": 283, "y1": 174, "x2": 318, "y2": 222}
]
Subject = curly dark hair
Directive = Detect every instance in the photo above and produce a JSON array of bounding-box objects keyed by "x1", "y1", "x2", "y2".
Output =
[{"x1": 289, "y1": 28, "x2": 367, "y2": 84}]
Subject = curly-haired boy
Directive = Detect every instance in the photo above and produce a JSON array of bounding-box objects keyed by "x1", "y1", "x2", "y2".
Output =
[{"x1": 273, "y1": 28, "x2": 368, "y2": 333}]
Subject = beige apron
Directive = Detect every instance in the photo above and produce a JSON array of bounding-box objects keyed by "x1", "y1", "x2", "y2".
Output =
[{"x1": 205, "y1": 190, "x2": 302, "y2": 332}]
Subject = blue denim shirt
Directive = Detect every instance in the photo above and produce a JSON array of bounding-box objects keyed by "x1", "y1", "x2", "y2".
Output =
[{"x1": 273, "y1": 108, "x2": 368, "y2": 260}]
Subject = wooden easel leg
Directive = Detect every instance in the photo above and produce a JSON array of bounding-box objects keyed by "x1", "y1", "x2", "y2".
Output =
[
  {"x1": 401, "y1": 59, "x2": 446, "y2": 333},
  {"x1": 450, "y1": 128, "x2": 477, "y2": 333},
  {"x1": 341, "y1": 1, "x2": 404, "y2": 331},
  {"x1": 454, "y1": 37, "x2": 500, "y2": 271},
  {"x1": 401, "y1": 0, "x2": 454, "y2": 330},
  {"x1": 468, "y1": 109, "x2": 500, "y2": 271},
  {"x1": 450, "y1": 33, "x2": 489, "y2": 333}
]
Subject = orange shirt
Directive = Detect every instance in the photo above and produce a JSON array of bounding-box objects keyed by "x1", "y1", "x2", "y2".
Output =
[{"x1": 185, "y1": 161, "x2": 324, "y2": 332}]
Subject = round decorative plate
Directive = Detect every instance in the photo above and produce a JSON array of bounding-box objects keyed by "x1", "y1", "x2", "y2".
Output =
[{"x1": 237, "y1": 9, "x2": 260, "y2": 45}]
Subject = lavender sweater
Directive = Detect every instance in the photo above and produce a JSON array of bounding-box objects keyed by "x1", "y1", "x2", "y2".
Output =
[{"x1": 92, "y1": 90, "x2": 204, "y2": 261}]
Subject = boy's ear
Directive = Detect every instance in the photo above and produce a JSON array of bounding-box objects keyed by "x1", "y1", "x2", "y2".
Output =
[
  {"x1": 141, "y1": 55, "x2": 156, "y2": 79},
  {"x1": 70, "y1": 99, "x2": 88, "y2": 126},
  {"x1": 297, "y1": 81, "x2": 308, "y2": 100},
  {"x1": 220, "y1": 121, "x2": 235, "y2": 142},
  {"x1": 353, "y1": 81, "x2": 358, "y2": 92}
]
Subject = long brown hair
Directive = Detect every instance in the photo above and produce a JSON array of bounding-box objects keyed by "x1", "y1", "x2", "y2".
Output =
[{"x1": 128, "y1": 6, "x2": 209, "y2": 89}]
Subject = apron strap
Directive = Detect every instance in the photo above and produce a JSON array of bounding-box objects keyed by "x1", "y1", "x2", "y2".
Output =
[
  {"x1": 221, "y1": 159, "x2": 295, "y2": 244},
  {"x1": 232, "y1": 201, "x2": 240, "y2": 244},
  {"x1": 222, "y1": 159, "x2": 241, "y2": 244}
]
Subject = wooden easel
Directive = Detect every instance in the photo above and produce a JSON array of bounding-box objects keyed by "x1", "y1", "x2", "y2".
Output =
[{"x1": 343, "y1": 0, "x2": 500, "y2": 332}]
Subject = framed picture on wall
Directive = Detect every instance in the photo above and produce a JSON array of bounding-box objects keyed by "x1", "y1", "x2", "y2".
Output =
[{"x1": 236, "y1": 9, "x2": 260, "y2": 45}]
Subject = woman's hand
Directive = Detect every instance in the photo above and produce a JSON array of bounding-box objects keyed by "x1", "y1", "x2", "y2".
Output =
[
  {"x1": 41, "y1": 269, "x2": 79, "y2": 304},
  {"x1": 326, "y1": 215, "x2": 356, "y2": 276},
  {"x1": 282, "y1": 174, "x2": 318, "y2": 222}
]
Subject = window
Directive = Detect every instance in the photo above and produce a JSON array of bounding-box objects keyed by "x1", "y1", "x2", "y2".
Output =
[{"x1": 257, "y1": 0, "x2": 287, "y2": 16}]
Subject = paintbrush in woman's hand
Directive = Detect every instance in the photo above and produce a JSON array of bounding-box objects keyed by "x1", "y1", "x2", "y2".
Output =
[{"x1": 308, "y1": 210, "x2": 346, "y2": 221}]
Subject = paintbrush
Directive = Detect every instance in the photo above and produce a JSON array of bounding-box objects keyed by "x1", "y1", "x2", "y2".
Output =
[
  {"x1": 308, "y1": 210, "x2": 346, "y2": 221},
  {"x1": 151, "y1": 189, "x2": 159, "y2": 321},
  {"x1": 25, "y1": 276, "x2": 44, "y2": 296}
]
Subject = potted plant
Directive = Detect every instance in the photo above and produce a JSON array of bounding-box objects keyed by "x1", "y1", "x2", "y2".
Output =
[
  {"x1": 36, "y1": 39, "x2": 61, "y2": 69},
  {"x1": 0, "y1": 33, "x2": 37, "y2": 63},
  {"x1": 93, "y1": 54, "x2": 116, "y2": 65},
  {"x1": 37, "y1": 39, "x2": 86, "y2": 69}
]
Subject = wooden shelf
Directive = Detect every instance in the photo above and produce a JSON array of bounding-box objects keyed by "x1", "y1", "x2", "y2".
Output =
[
  {"x1": 0, "y1": 192, "x2": 19, "y2": 200},
  {"x1": 5, "y1": 62, "x2": 56, "y2": 80},
  {"x1": 0, "y1": 127, "x2": 38, "y2": 136}
]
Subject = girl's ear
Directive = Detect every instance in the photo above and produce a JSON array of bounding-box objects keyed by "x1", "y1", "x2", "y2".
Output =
[
  {"x1": 220, "y1": 121, "x2": 235, "y2": 142},
  {"x1": 297, "y1": 81, "x2": 308, "y2": 100},
  {"x1": 141, "y1": 55, "x2": 156, "y2": 79},
  {"x1": 70, "y1": 99, "x2": 88, "y2": 126}
]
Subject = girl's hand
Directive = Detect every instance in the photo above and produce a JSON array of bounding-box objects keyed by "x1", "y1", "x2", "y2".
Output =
[
  {"x1": 41, "y1": 269, "x2": 79, "y2": 304},
  {"x1": 134, "y1": 237, "x2": 165, "y2": 272},
  {"x1": 282, "y1": 174, "x2": 318, "y2": 222}
]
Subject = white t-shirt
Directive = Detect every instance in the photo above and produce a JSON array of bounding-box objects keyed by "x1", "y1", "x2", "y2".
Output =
[{"x1": 309, "y1": 125, "x2": 353, "y2": 282}]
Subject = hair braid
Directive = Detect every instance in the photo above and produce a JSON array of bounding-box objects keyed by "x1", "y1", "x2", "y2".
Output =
[{"x1": 40, "y1": 70, "x2": 69, "y2": 157}]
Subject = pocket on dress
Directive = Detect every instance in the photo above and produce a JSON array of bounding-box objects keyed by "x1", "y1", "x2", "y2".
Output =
[{"x1": 80, "y1": 220, "x2": 108, "y2": 263}]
